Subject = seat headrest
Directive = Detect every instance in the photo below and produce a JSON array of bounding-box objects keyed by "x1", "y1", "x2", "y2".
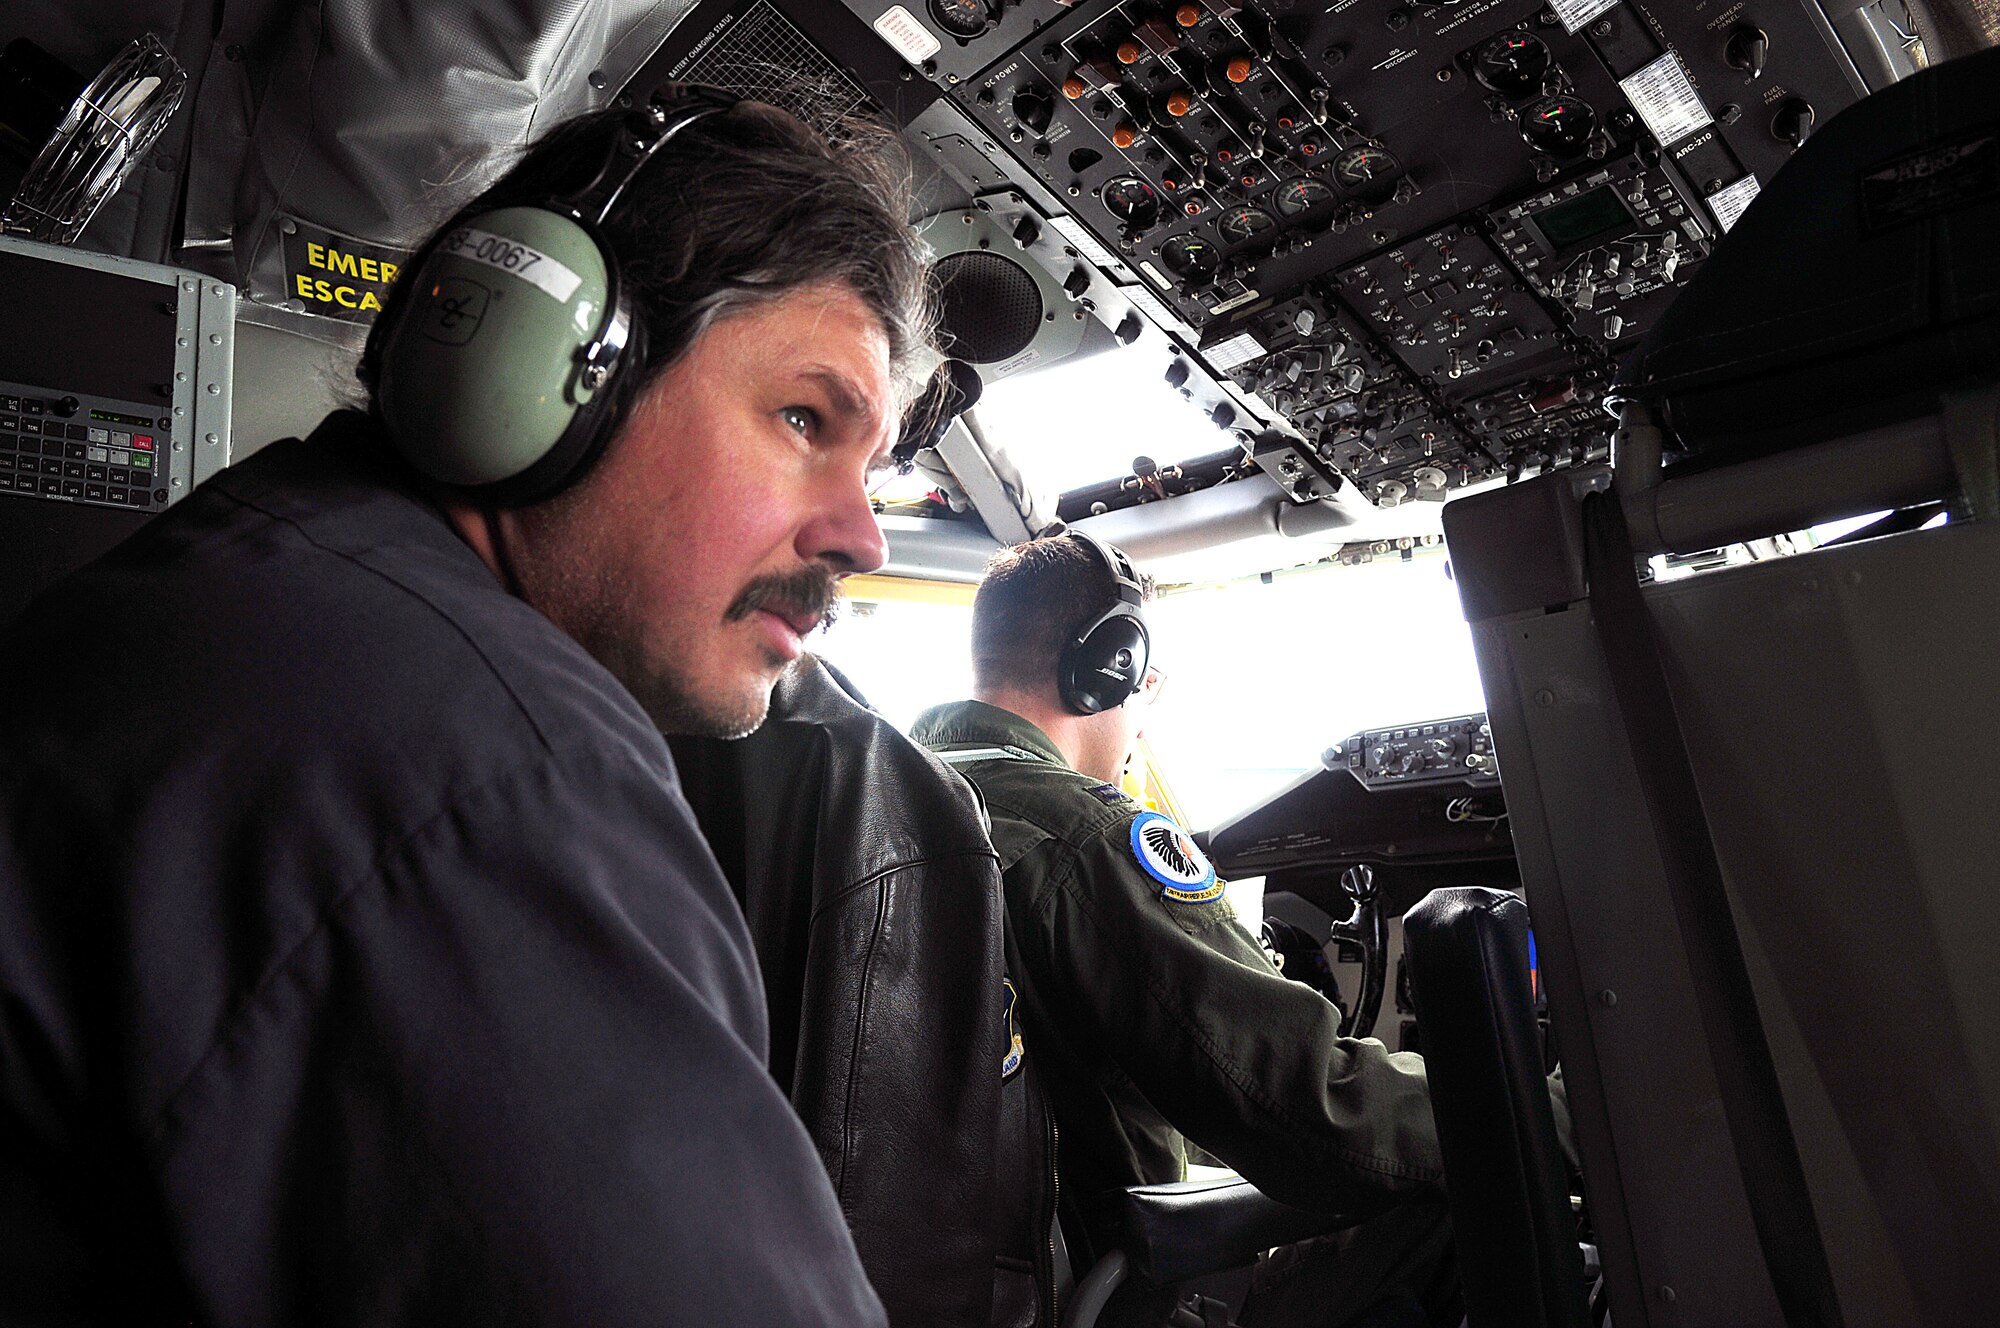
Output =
[{"x1": 1611, "y1": 46, "x2": 2000, "y2": 463}]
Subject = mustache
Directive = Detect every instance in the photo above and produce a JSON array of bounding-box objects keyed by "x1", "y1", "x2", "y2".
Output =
[{"x1": 725, "y1": 564, "x2": 844, "y2": 632}]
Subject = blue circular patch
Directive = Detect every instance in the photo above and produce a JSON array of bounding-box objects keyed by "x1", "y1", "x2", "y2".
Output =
[{"x1": 1130, "y1": 811, "x2": 1222, "y2": 903}]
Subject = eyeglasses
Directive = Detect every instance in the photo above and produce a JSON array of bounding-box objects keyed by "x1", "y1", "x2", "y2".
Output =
[{"x1": 1136, "y1": 664, "x2": 1168, "y2": 706}]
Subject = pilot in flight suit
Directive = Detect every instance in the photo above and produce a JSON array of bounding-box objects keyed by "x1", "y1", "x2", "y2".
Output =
[{"x1": 912, "y1": 534, "x2": 1467, "y2": 1328}]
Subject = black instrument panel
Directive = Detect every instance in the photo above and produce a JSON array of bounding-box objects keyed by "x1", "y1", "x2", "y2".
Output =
[{"x1": 843, "y1": 0, "x2": 1870, "y2": 510}]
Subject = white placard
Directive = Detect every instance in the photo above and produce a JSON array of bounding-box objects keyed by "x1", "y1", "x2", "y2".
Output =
[
  {"x1": 872, "y1": 6, "x2": 940, "y2": 64},
  {"x1": 1206, "y1": 332, "x2": 1267, "y2": 372},
  {"x1": 1050, "y1": 214, "x2": 1119, "y2": 270},
  {"x1": 1707, "y1": 173, "x2": 1761, "y2": 232},
  {"x1": 440, "y1": 227, "x2": 582, "y2": 302},
  {"x1": 1209, "y1": 288, "x2": 1261, "y2": 316},
  {"x1": 1120, "y1": 281, "x2": 1180, "y2": 329},
  {"x1": 1549, "y1": 0, "x2": 1619, "y2": 35},
  {"x1": 1619, "y1": 52, "x2": 1712, "y2": 148}
]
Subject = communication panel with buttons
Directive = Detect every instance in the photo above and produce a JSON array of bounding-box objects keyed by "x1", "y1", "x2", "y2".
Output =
[
  {"x1": 0, "y1": 389, "x2": 173, "y2": 511},
  {"x1": 1329, "y1": 713, "x2": 1502, "y2": 790},
  {"x1": 0, "y1": 236, "x2": 236, "y2": 516}
]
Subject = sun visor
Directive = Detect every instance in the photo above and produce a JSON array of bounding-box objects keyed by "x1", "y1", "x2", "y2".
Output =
[{"x1": 1609, "y1": 45, "x2": 2000, "y2": 464}]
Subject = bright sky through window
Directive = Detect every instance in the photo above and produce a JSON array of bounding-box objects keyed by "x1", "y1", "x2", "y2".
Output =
[{"x1": 974, "y1": 347, "x2": 1237, "y2": 495}]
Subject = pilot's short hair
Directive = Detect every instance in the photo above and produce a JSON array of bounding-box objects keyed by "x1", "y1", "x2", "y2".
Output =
[
  {"x1": 364, "y1": 94, "x2": 936, "y2": 401},
  {"x1": 971, "y1": 534, "x2": 1155, "y2": 697}
]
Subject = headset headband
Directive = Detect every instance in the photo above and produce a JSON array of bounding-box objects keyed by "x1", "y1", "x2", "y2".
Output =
[
  {"x1": 1069, "y1": 528, "x2": 1145, "y2": 612},
  {"x1": 564, "y1": 84, "x2": 744, "y2": 228}
]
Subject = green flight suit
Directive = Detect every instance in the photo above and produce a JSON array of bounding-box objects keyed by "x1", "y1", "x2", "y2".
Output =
[{"x1": 909, "y1": 701, "x2": 1447, "y2": 1224}]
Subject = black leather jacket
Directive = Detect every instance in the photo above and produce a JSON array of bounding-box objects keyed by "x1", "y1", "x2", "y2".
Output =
[{"x1": 673, "y1": 659, "x2": 1060, "y2": 1328}]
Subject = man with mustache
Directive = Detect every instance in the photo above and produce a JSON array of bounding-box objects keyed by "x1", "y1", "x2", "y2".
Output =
[{"x1": 0, "y1": 88, "x2": 923, "y2": 1326}]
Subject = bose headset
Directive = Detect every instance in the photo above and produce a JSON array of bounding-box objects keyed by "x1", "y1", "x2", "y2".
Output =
[
  {"x1": 360, "y1": 83, "x2": 742, "y2": 506},
  {"x1": 1058, "y1": 529, "x2": 1151, "y2": 715}
]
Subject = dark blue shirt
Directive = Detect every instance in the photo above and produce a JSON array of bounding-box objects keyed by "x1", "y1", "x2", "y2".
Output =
[{"x1": 0, "y1": 414, "x2": 886, "y2": 1326}]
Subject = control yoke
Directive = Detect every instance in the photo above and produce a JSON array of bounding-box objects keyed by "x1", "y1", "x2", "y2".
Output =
[{"x1": 1330, "y1": 864, "x2": 1387, "y2": 1040}]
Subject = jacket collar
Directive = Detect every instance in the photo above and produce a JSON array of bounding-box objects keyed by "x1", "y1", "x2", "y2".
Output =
[{"x1": 909, "y1": 699, "x2": 1069, "y2": 768}]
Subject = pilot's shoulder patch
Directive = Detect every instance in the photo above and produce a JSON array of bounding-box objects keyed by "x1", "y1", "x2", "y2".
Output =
[
  {"x1": 1087, "y1": 782, "x2": 1130, "y2": 806},
  {"x1": 1129, "y1": 810, "x2": 1223, "y2": 904},
  {"x1": 1001, "y1": 978, "x2": 1024, "y2": 1080}
]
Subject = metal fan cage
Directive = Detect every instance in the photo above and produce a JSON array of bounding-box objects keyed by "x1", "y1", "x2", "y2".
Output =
[{"x1": 2, "y1": 33, "x2": 186, "y2": 245}]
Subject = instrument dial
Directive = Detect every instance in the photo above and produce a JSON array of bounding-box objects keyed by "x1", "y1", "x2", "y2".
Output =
[
  {"x1": 1520, "y1": 94, "x2": 1598, "y2": 157},
  {"x1": 1159, "y1": 234, "x2": 1219, "y2": 280},
  {"x1": 927, "y1": 0, "x2": 988, "y2": 37},
  {"x1": 1472, "y1": 32, "x2": 1552, "y2": 97},
  {"x1": 1333, "y1": 145, "x2": 1399, "y2": 189},
  {"x1": 1217, "y1": 205, "x2": 1276, "y2": 245},
  {"x1": 1101, "y1": 175, "x2": 1163, "y2": 229},
  {"x1": 1273, "y1": 177, "x2": 1334, "y2": 217}
]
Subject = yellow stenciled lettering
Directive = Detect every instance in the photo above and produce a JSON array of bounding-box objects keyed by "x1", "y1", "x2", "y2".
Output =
[
  {"x1": 306, "y1": 242, "x2": 326, "y2": 269},
  {"x1": 380, "y1": 261, "x2": 399, "y2": 284},
  {"x1": 360, "y1": 290, "x2": 382, "y2": 311},
  {"x1": 295, "y1": 273, "x2": 316, "y2": 298},
  {"x1": 357, "y1": 257, "x2": 380, "y2": 283},
  {"x1": 334, "y1": 285, "x2": 358, "y2": 309},
  {"x1": 328, "y1": 249, "x2": 359, "y2": 278}
]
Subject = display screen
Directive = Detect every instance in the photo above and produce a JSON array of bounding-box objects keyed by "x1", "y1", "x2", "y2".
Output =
[
  {"x1": 1531, "y1": 185, "x2": 1632, "y2": 250},
  {"x1": 89, "y1": 408, "x2": 156, "y2": 427}
]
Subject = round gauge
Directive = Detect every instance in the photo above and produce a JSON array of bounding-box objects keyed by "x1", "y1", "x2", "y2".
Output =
[
  {"x1": 1520, "y1": 94, "x2": 1599, "y2": 157},
  {"x1": 927, "y1": 0, "x2": 988, "y2": 38},
  {"x1": 1101, "y1": 175, "x2": 1162, "y2": 228},
  {"x1": 1472, "y1": 31, "x2": 1552, "y2": 97},
  {"x1": 1273, "y1": 177, "x2": 1335, "y2": 217},
  {"x1": 1159, "y1": 234, "x2": 1219, "y2": 280},
  {"x1": 1217, "y1": 205, "x2": 1276, "y2": 245},
  {"x1": 1332, "y1": 145, "x2": 1400, "y2": 188}
]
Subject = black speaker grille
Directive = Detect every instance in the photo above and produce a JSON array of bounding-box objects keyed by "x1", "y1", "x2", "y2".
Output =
[{"x1": 934, "y1": 250, "x2": 1044, "y2": 364}]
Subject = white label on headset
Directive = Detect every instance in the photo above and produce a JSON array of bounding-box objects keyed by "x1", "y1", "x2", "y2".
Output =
[
  {"x1": 873, "y1": 7, "x2": 941, "y2": 64},
  {"x1": 440, "y1": 227, "x2": 584, "y2": 304}
]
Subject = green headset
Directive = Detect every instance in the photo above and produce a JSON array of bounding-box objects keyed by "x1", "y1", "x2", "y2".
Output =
[
  {"x1": 361, "y1": 83, "x2": 742, "y2": 505},
  {"x1": 1058, "y1": 530, "x2": 1151, "y2": 715}
]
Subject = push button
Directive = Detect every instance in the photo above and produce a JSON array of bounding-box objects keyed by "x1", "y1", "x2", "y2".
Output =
[
  {"x1": 86, "y1": 464, "x2": 107, "y2": 482},
  {"x1": 84, "y1": 484, "x2": 106, "y2": 502},
  {"x1": 109, "y1": 466, "x2": 130, "y2": 485},
  {"x1": 60, "y1": 480, "x2": 83, "y2": 498}
]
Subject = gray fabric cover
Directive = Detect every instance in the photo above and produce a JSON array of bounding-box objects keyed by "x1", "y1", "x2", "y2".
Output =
[{"x1": 22, "y1": 2, "x2": 698, "y2": 309}]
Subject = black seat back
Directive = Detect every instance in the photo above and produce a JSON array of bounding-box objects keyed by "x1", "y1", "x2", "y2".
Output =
[{"x1": 1402, "y1": 887, "x2": 1588, "y2": 1328}]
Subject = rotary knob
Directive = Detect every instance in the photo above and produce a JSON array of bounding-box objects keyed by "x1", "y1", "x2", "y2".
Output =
[
  {"x1": 1773, "y1": 97, "x2": 1815, "y2": 148},
  {"x1": 1725, "y1": 26, "x2": 1769, "y2": 80},
  {"x1": 1012, "y1": 86, "x2": 1056, "y2": 133}
]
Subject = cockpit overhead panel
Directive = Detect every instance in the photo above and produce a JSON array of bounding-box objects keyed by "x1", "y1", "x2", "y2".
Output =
[{"x1": 841, "y1": 0, "x2": 1883, "y2": 511}]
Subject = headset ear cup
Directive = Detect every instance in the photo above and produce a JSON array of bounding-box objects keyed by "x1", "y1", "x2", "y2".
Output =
[
  {"x1": 1060, "y1": 610, "x2": 1150, "y2": 715},
  {"x1": 375, "y1": 205, "x2": 619, "y2": 494}
]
